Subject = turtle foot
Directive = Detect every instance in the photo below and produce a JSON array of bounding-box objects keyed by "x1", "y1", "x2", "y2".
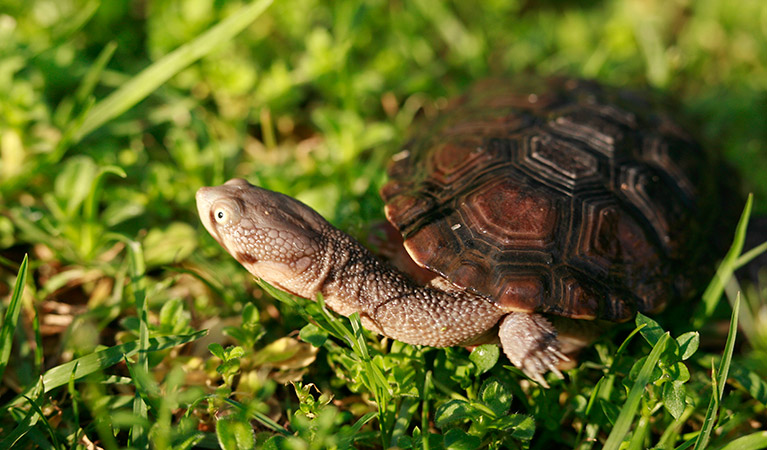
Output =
[{"x1": 498, "y1": 312, "x2": 570, "y2": 388}]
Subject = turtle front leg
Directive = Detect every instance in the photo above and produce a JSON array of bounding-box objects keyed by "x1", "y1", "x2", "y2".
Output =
[{"x1": 498, "y1": 312, "x2": 569, "y2": 387}]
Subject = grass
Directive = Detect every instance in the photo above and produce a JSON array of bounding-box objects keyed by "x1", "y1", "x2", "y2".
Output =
[{"x1": 1, "y1": 0, "x2": 767, "y2": 448}]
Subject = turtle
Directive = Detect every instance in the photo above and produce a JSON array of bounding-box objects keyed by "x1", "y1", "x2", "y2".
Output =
[{"x1": 196, "y1": 77, "x2": 715, "y2": 386}]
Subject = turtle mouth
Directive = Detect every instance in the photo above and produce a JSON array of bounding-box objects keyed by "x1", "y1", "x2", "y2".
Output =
[
  {"x1": 236, "y1": 252, "x2": 259, "y2": 265},
  {"x1": 196, "y1": 186, "x2": 228, "y2": 249},
  {"x1": 196, "y1": 187, "x2": 216, "y2": 229}
]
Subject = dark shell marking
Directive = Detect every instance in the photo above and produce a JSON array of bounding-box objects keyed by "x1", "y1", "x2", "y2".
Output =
[{"x1": 381, "y1": 78, "x2": 703, "y2": 322}]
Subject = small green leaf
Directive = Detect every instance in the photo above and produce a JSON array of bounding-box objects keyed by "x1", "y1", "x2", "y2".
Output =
[
  {"x1": 159, "y1": 298, "x2": 184, "y2": 330},
  {"x1": 54, "y1": 156, "x2": 96, "y2": 216},
  {"x1": 143, "y1": 222, "x2": 197, "y2": 267},
  {"x1": 479, "y1": 377, "x2": 512, "y2": 417},
  {"x1": 629, "y1": 356, "x2": 663, "y2": 385},
  {"x1": 443, "y1": 428, "x2": 481, "y2": 450},
  {"x1": 669, "y1": 362, "x2": 690, "y2": 383},
  {"x1": 217, "y1": 416, "x2": 256, "y2": 450},
  {"x1": 299, "y1": 323, "x2": 329, "y2": 347},
  {"x1": 501, "y1": 414, "x2": 536, "y2": 440},
  {"x1": 469, "y1": 344, "x2": 499, "y2": 374},
  {"x1": 435, "y1": 400, "x2": 476, "y2": 427},
  {"x1": 676, "y1": 332, "x2": 700, "y2": 361},
  {"x1": 261, "y1": 435, "x2": 291, "y2": 450},
  {"x1": 663, "y1": 381, "x2": 686, "y2": 419},
  {"x1": 208, "y1": 343, "x2": 226, "y2": 360},
  {"x1": 217, "y1": 360, "x2": 241, "y2": 376},
  {"x1": 226, "y1": 346, "x2": 245, "y2": 359},
  {"x1": 599, "y1": 398, "x2": 621, "y2": 425},
  {"x1": 636, "y1": 313, "x2": 664, "y2": 346},
  {"x1": 242, "y1": 303, "x2": 259, "y2": 325}
]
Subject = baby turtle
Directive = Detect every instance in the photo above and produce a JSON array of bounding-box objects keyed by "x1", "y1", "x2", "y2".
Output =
[{"x1": 197, "y1": 78, "x2": 715, "y2": 386}]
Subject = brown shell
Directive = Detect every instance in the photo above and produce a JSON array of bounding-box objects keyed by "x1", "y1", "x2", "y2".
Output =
[{"x1": 381, "y1": 78, "x2": 709, "y2": 322}]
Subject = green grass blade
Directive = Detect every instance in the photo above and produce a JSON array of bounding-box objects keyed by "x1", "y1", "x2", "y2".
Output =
[
  {"x1": 81, "y1": 166, "x2": 127, "y2": 257},
  {"x1": 730, "y1": 363, "x2": 767, "y2": 406},
  {"x1": 32, "y1": 307, "x2": 43, "y2": 374},
  {"x1": 0, "y1": 254, "x2": 29, "y2": 383},
  {"x1": 20, "y1": 394, "x2": 62, "y2": 450},
  {"x1": 75, "y1": 41, "x2": 119, "y2": 104},
  {"x1": 74, "y1": 0, "x2": 273, "y2": 141},
  {"x1": 124, "y1": 356, "x2": 162, "y2": 419},
  {"x1": 49, "y1": 0, "x2": 99, "y2": 43},
  {"x1": 0, "y1": 406, "x2": 37, "y2": 448},
  {"x1": 256, "y1": 279, "x2": 396, "y2": 445},
  {"x1": 614, "y1": 323, "x2": 647, "y2": 360},
  {"x1": 224, "y1": 398, "x2": 290, "y2": 435},
  {"x1": 603, "y1": 332, "x2": 671, "y2": 450},
  {"x1": 67, "y1": 362, "x2": 83, "y2": 449},
  {"x1": 627, "y1": 414, "x2": 651, "y2": 450},
  {"x1": 123, "y1": 238, "x2": 150, "y2": 449},
  {"x1": 0, "y1": 379, "x2": 45, "y2": 448},
  {"x1": 53, "y1": 40, "x2": 117, "y2": 141},
  {"x1": 657, "y1": 405, "x2": 694, "y2": 449},
  {"x1": 6, "y1": 330, "x2": 207, "y2": 409},
  {"x1": 420, "y1": 370, "x2": 432, "y2": 450},
  {"x1": 675, "y1": 437, "x2": 698, "y2": 450},
  {"x1": 734, "y1": 240, "x2": 767, "y2": 269},
  {"x1": 693, "y1": 294, "x2": 740, "y2": 450},
  {"x1": 719, "y1": 431, "x2": 767, "y2": 450},
  {"x1": 694, "y1": 194, "x2": 752, "y2": 328}
]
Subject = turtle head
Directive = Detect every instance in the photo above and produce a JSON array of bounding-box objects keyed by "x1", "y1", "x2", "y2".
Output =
[{"x1": 196, "y1": 178, "x2": 327, "y2": 296}]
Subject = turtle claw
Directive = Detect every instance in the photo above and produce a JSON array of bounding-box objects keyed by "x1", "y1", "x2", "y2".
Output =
[
  {"x1": 519, "y1": 343, "x2": 568, "y2": 387},
  {"x1": 499, "y1": 312, "x2": 570, "y2": 387},
  {"x1": 527, "y1": 371, "x2": 551, "y2": 389},
  {"x1": 550, "y1": 346, "x2": 570, "y2": 363}
]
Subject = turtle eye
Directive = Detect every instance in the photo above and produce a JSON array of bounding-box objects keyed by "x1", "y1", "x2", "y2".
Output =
[{"x1": 211, "y1": 199, "x2": 240, "y2": 226}]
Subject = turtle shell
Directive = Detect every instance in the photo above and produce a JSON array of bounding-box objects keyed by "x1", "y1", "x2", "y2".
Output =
[{"x1": 380, "y1": 78, "x2": 711, "y2": 322}]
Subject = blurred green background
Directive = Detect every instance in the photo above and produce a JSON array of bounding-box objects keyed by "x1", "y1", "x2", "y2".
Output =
[
  {"x1": 1, "y1": 0, "x2": 766, "y2": 448},
  {"x1": 2, "y1": 0, "x2": 766, "y2": 229}
]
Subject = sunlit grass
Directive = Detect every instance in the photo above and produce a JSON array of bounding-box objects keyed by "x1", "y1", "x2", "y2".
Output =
[{"x1": 1, "y1": 0, "x2": 766, "y2": 448}]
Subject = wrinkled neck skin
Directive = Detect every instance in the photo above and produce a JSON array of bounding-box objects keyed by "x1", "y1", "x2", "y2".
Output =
[
  {"x1": 273, "y1": 223, "x2": 505, "y2": 348},
  {"x1": 197, "y1": 179, "x2": 568, "y2": 385}
]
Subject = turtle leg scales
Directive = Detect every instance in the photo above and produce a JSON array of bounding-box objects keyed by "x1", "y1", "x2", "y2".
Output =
[{"x1": 498, "y1": 312, "x2": 569, "y2": 387}]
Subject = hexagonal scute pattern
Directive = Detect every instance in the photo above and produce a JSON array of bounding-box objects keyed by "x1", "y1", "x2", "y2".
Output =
[{"x1": 380, "y1": 77, "x2": 711, "y2": 322}]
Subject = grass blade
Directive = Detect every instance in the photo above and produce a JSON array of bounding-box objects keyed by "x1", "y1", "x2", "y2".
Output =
[
  {"x1": 694, "y1": 194, "x2": 751, "y2": 328},
  {"x1": 20, "y1": 394, "x2": 62, "y2": 450},
  {"x1": 0, "y1": 406, "x2": 37, "y2": 448},
  {"x1": 115, "y1": 237, "x2": 150, "y2": 449},
  {"x1": 693, "y1": 294, "x2": 740, "y2": 450},
  {"x1": 32, "y1": 307, "x2": 43, "y2": 374},
  {"x1": 603, "y1": 332, "x2": 671, "y2": 450},
  {"x1": 257, "y1": 279, "x2": 396, "y2": 446},
  {"x1": 719, "y1": 431, "x2": 767, "y2": 450},
  {"x1": 734, "y1": 240, "x2": 767, "y2": 269},
  {"x1": 52, "y1": 40, "x2": 117, "y2": 141},
  {"x1": 224, "y1": 398, "x2": 290, "y2": 435},
  {"x1": 6, "y1": 330, "x2": 207, "y2": 409},
  {"x1": 0, "y1": 379, "x2": 45, "y2": 448},
  {"x1": 0, "y1": 254, "x2": 29, "y2": 383},
  {"x1": 75, "y1": 41, "x2": 119, "y2": 104},
  {"x1": 74, "y1": 0, "x2": 273, "y2": 141}
]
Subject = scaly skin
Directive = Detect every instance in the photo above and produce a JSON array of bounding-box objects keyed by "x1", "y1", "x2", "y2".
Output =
[{"x1": 196, "y1": 178, "x2": 568, "y2": 386}]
